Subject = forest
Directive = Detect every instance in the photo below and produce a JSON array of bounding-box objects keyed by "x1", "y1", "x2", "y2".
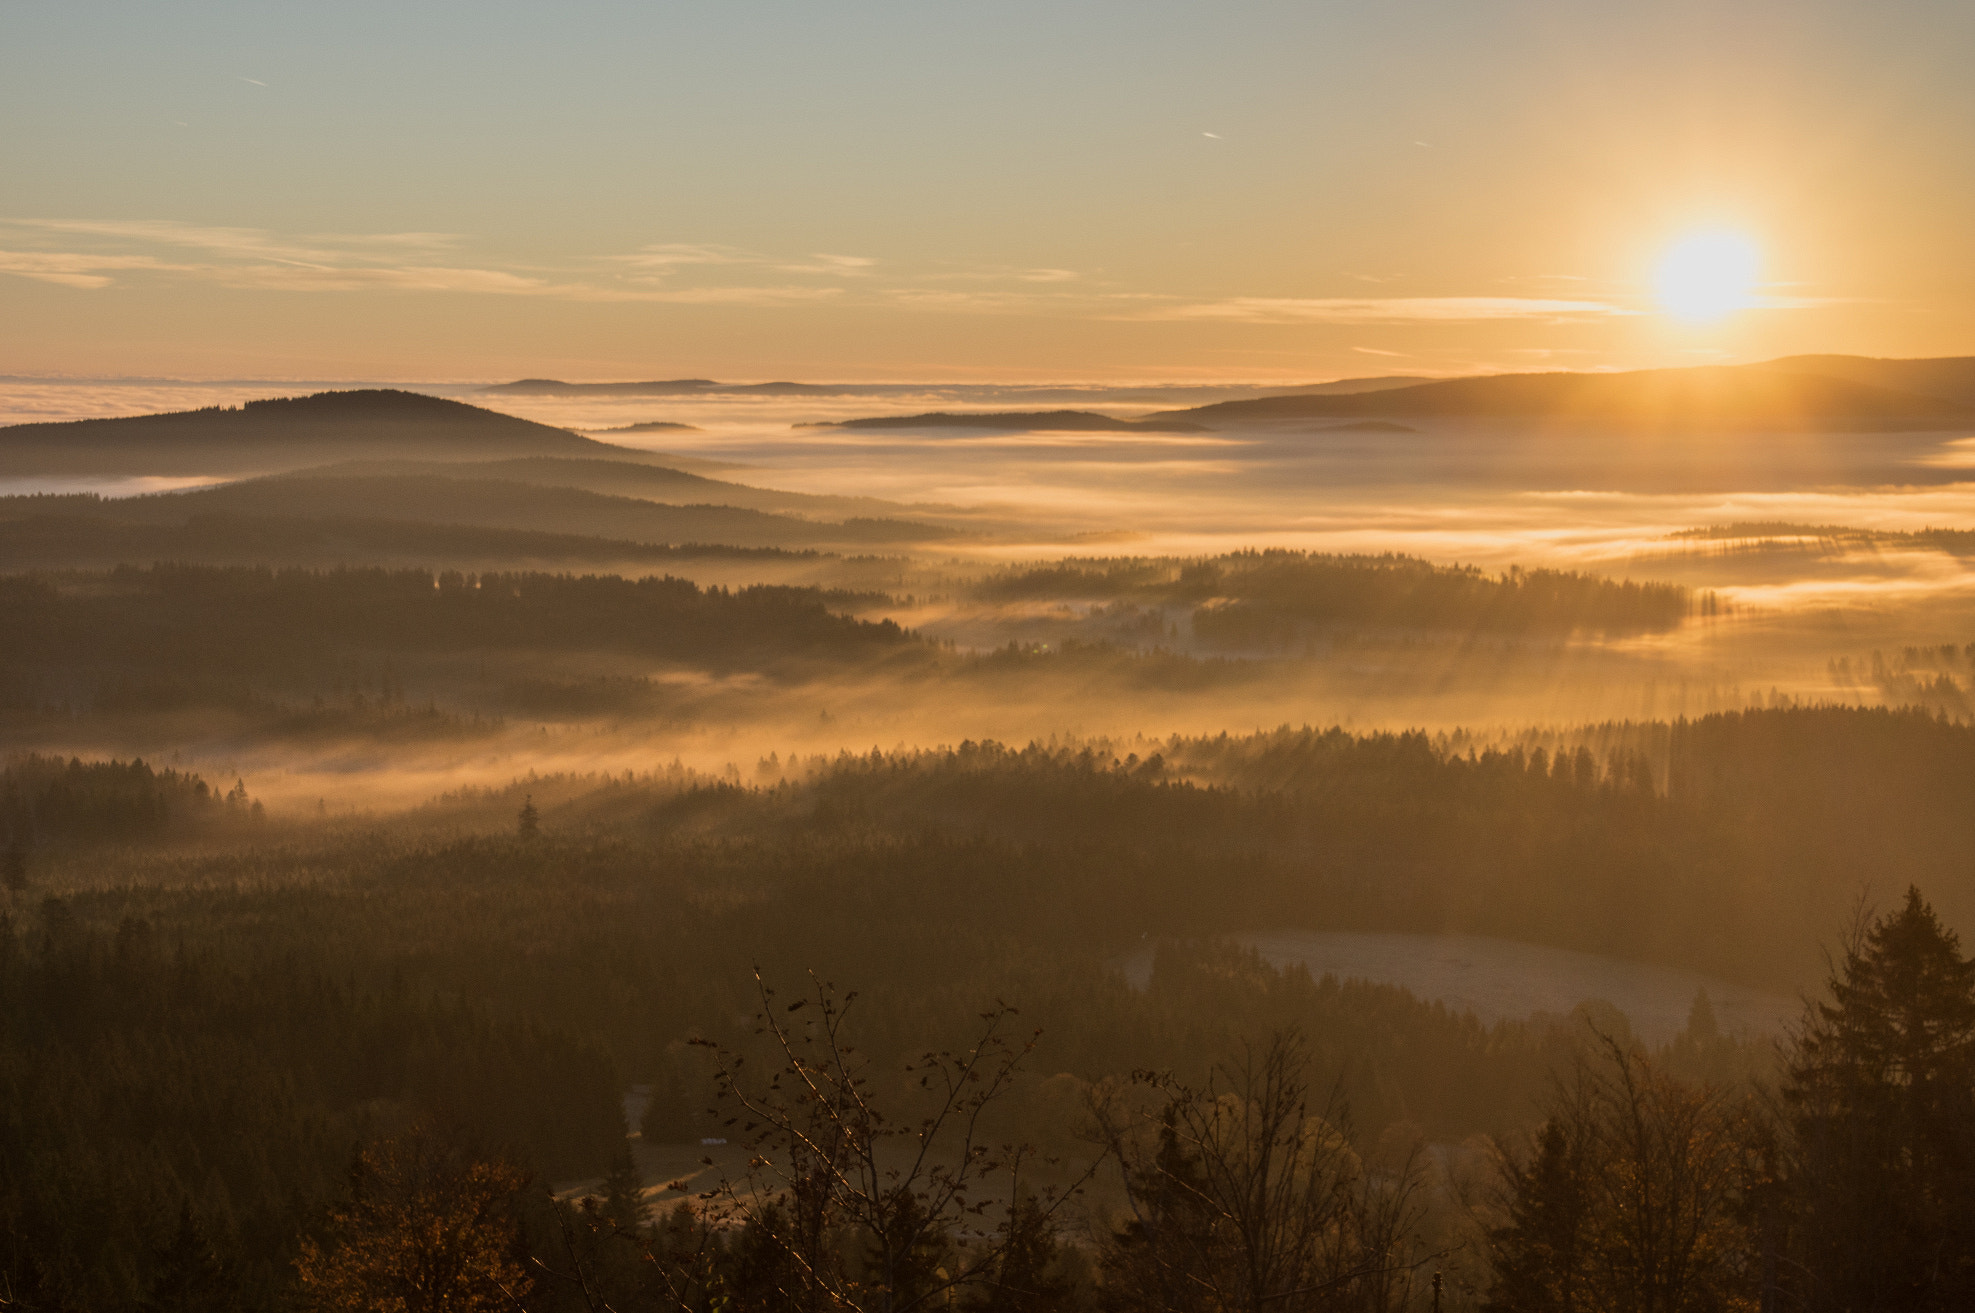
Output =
[{"x1": 5, "y1": 703, "x2": 1974, "y2": 1309}]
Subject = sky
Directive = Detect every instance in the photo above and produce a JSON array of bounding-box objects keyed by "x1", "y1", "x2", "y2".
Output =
[{"x1": 3, "y1": 0, "x2": 1973, "y2": 382}]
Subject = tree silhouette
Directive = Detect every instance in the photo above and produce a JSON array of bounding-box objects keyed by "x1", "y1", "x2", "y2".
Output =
[{"x1": 1785, "y1": 886, "x2": 1975, "y2": 1308}]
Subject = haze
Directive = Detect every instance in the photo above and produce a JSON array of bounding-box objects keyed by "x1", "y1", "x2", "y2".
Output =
[{"x1": 8, "y1": 4, "x2": 1975, "y2": 1311}]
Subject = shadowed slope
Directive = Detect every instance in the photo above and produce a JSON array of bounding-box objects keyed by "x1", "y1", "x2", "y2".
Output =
[
  {"x1": 100, "y1": 472, "x2": 958, "y2": 548},
  {"x1": 0, "y1": 389, "x2": 649, "y2": 476},
  {"x1": 1764, "y1": 355, "x2": 1975, "y2": 407},
  {"x1": 274, "y1": 456, "x2": 957, "y2": 524},
  {"x1": 817, "y1": 410, "x2": 1213, "y2": 433},
  {"x1": 1158, "y1": 365, "x2": 1974, "y2": 431}
]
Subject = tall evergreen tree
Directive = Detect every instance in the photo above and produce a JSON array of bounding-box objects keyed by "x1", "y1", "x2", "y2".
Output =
[
  {"x1": 1485, "y1": 1113, "x2": 1595, "y2": 1313},
  {"x1": 599, "y1": 1146, "x2": 647, "y2": 1234},
  {"x1": 1785, "y1": 886, "x2": 1975, "y2": 1310}
]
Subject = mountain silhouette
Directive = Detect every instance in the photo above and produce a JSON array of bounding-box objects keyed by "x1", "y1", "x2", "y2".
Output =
[
  {"x1": 0, "y1": 389, "x2": 646, "y2": 476},
  {"x1": 816, "y1": 410, "x2": 1213, "y2": 433},
  {"x1": 1155, "y1": 362, "x2": 1974, "y2": 431}
]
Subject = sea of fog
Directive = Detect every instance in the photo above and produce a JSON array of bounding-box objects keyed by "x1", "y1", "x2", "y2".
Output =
[
  {"x1": 10, "y1": 374, "x2": 1975, "y2": 826},
  {"x1": 10, "y1": 376, "x2": 1975, "y2": 657},
  {"x1": 9, "y1": 376, "x2": 1975, "y2": 573}
]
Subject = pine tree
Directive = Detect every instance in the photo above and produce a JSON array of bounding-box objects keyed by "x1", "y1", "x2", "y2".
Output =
[
  {"x1": 1485, "y1": 1114, "x2": 1595, "y2": 1313},
  {"x1": 599, "y1": 1145, "x2": 647, "y2": 1234},
  {"x1": 968, "y1": 1193, "x2": 1077, "y2": 1313},
  {"x1": 1785, "y1": 886, "x2": 1975, "y2": 1308},
  {"x1": 144, "y1": 1201, "x2": 235, "y2": 1313},
  {"x1": 517, "y1": 796, "x2": 539, "y2": 839}
]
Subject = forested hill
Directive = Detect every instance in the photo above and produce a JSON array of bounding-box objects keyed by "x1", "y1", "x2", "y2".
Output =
[
  {"x1": 1, "y1": 565, "x2": 914, "y2": 672},
  {"x1": 0, "y1": 389, "x2": 645, "y2": 476},
  {"x1": 1156, "y1": 363, "x2": 1975, "y2": 430},
  {"x1": 817, "y1": 410, "x2": 1212, "y2": 433},
  {"x1": 94, "y1": 472, "x2": 955, "y2": 548},
  {"x1": 1765, "y1": 354, "x2": 1975, "y2": 406},
  {"x1": 977, "y1": 550, "x2": 1695, "y2": 637},
  {"x1": 0, "y1": 502, "x2": 821, "y2": 570}
]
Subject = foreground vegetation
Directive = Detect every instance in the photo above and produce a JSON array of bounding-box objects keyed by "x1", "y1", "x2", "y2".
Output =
[{"x1": 7, "y1": 704, "x2": 1975, "y2": 1308}]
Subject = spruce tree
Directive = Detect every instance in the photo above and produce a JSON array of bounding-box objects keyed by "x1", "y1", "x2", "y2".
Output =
[
  {"x1": 1785, "y1": 886, "x2": 1975, "y2": 1308},
  {"x1": 599, "y1": 1145, "x2": 647, "y2": 1233},
  {"x1": 1485, "y1": 1115, "x2": 1595, "y2": 1313}
]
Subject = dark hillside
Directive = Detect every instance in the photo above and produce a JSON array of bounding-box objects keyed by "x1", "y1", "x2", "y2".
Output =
[
  {"x1": 273, "y1": 456, "x2": 945, "y2": 523},
  {"x1": 820, "y1": 409, "x2": 1213, "y2": 433},
  {"x1": 0, "y1": 389, "x2": 645, "y2": 476},
  {"x1": 0, "y1": 565, "x2": 913, "y2": 674},
  {"x1": 103, "y1": 473, "x2": 955, "y2": 548},
  {"x1": 0, "y1": 500, "x2": 817, "y2": 569},
  {"x1": 1159, "y1": 365, "x2": 1972, "y2": 431},
  {"x1": 978, "y1": 550, "x2": 1693, "y2": 637},
  {"x1": 1764, "y1": 353, "x2": 1975, "y2": 406}
]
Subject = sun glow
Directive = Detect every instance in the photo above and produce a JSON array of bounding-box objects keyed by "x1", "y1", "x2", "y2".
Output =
[{"x1": 1654, "y1": 230, "x2": 1762, "y2": 323}]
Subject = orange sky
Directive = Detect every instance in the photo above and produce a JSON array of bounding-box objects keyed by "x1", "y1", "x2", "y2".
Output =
[{"x1": 3, "y1": 0, "x2": 1972, "y2": 382}]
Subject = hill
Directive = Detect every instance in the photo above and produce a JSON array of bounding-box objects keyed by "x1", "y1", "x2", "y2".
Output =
[
  {"x1": 0, "y1": 389, "x2": 647, "y2": 477},
  {"x1": 1763, "y1": 355, "x2": 1975, "y2": 407},
  {"x1": 270, "y1": 456, "x2": 953, "y2": 524},
  {"x1": 1155, "y1": 364, "x2": 1975, "y2": 431},
  {"x1": 100, "y1": 473, "x2": 958, "y2": 550},
  {"x1": 0, "y1": 500, "x2": 819, "y2": 570},
  {"x1": 484, "y1": 378, "x2": 864, "y2": 397},
  {"x1": 816, "y1": 410, "x2": 1214, "y2": 433}
]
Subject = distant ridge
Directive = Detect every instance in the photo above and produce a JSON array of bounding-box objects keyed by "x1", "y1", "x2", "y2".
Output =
[
  {"x1": 583, "y1": 420, "x2": 702, "y2": 433},
  {"x1": 97, "y1": 472, "x2": 960, "y2": 549},
  {"x1": 484, "y1": 378, "x2": 861, "y2": 397},
  {"x1": 1154, "y1": 363, "x2": 1975, "y2": 431},
  {"x1": 0, "y1": 389, "x2": 648, "y2": 476},
  {"x1": 482, "y1": 375, "x2": 1433, "y2": 402},
  {"x1": 1763, "y1": 356, "x2": 1975, "y2": 408},
  {"x1": 813, "y1": 410, "x2": 1213, "y2": 434},
  {"x1": 1308, "y1": 420, "x2": 1418, "y2": 434}
]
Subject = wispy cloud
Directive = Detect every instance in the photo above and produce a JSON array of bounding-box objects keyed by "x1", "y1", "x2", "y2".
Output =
[
  {"x1": 1140, "y1": 296, "x2": 1632, "y2": 324},
  {"x1": 776, "y1": 253, "x2": 878, "y2": 276},
  {"x1": 610, "y1": 243, "x2": 753, "y2": 271},
  {"x1": 12, "y1": 219, "x2": 462, "y2": 268},
  {"x1": 8, "y1": 217, "x2": 1800, "y2": 333},
  {"x1": 0, "y1": 221, "x2": 819, "y2": 302},
  {"x1": 611, "y1": 244, "x2": 876, "y2": 280},
  {"x1": 0, "y1": 249, "x2": 187, "y2": 289}
]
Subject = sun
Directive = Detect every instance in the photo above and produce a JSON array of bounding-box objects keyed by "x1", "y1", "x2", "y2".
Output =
[{"x1": 1653, "y1": 230, "x2": 1762, "y2": 323}]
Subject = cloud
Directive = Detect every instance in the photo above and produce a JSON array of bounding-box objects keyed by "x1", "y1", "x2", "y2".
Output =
[
  {"x1": 776, "y1": 253, "x2": 877, "y2": 276},
  {"x1": 0, "y1": 249, "x2": 188, "y2": 289},
  {"x1": 611, "y1": 243, "x2": 753, "y2": 270},
  {"x1": 213, "y1": 264, "x2": 555, "y2": 295},
  {"x1": 11, "y1": 219, "x2": 458, "y2": 267},
  {"x1": 595, "y1": 285, "x2": 846, "y2": 305},
  {"x1": 1141, "y1": 296, "x2": 1631, "y2": 324},
  {"x1": 0, "y1": 221, "x2": 840, "y2": 303}
]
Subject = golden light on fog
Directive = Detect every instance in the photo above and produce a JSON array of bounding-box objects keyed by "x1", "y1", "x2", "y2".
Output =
[{"x1": 1653, "y1": 230, "x2": 1762, "y2": 323}]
